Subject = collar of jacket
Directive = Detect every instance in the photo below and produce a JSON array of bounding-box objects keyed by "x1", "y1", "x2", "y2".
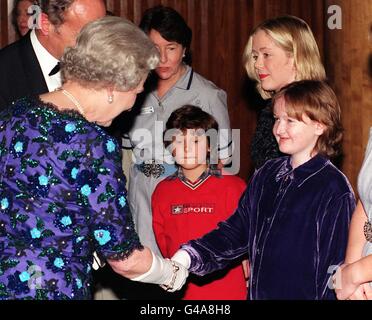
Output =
[
  {"x1": 275, "y1": 154, "x2": 330, "y2": 186},
  {"x1": 173, "y1": 64, "x2": 194, "y2": 91}
]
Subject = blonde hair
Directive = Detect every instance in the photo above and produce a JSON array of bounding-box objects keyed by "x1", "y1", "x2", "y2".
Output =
[
  {"x1": 272, "y1": 80, "x2": 343, "y2": 159},
  {"x1": 62, "y1": 16, "x2": 160, "y2": 91},
  {"x1": 243, "y1": 15, "x2": 326, "y2": 99}
]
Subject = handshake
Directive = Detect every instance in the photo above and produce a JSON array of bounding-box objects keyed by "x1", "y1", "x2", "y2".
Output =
[{"x1": 132, "y1": 249, "x2": 191, "y2": 292}]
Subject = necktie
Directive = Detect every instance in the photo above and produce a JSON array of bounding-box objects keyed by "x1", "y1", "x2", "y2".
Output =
[{"x1": 49, "y1": 62, "x2": 60, "y2": 76}]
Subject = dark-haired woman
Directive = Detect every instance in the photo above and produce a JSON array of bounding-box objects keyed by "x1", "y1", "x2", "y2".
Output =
[{"x1": 122, "y1": 5, "x2": 231, "y2": 257}]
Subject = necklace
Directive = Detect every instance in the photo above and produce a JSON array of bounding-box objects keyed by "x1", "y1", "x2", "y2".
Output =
[{"x1": 61, "y1": 88, "x2": 85, "y2": 116}]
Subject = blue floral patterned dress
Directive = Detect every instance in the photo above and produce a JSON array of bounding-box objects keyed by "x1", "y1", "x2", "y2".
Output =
[{"x1": 0, "y1": 96, "x2": 142, "y2": 300}]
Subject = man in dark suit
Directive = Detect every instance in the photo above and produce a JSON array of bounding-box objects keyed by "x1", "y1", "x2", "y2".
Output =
[{"x1": 0, "y1": 0, "x2": 106, "y2": 110}]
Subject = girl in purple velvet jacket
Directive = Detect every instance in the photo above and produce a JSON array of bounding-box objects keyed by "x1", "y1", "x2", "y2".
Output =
[{"x1": 171, "y1": 80, "x2": 355, "y2": 300}]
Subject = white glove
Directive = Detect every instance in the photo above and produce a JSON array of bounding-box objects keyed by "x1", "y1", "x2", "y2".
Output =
[
  {"x1": 131, "y1": 250, "x2": 189, "y2": 292},
  {"x1": 92, "y1": 251, "x2": 106, "y2": 270},
  {"x1": 171, "y1": 249, "x2": 191, "y2": 269}
]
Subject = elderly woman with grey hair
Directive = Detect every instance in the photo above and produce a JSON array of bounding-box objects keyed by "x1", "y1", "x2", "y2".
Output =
[{"x1": 0, "y1": 16, "x2": 187, "y2": 300}]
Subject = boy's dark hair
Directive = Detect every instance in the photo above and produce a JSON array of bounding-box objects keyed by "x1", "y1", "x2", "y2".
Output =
[
  {"x1": 139, "y1": 5, "x2": 192, "y2": 64},
  {"x1": 166, "y1": 105, "x2": 219, "y2": 132},
  {"x1": 164, "y1": 105, "x2": 219, "y2": 151},
  {"x1": 272, "y1": 80, "x2": 343, "y2": 159}
]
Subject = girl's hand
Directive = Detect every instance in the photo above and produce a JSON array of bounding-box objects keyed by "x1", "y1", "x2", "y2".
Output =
[
  {"x1": 334, "y1": 263, "x2": 359, "y2": 300},
  {"x1": 242, "y1": 259, "x2": 250, "y2": 279}
]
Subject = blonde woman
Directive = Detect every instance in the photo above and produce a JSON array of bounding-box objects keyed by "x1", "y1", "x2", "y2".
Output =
[{"x1": 243, "y1": 15, "x2": 326, "y2": 168}]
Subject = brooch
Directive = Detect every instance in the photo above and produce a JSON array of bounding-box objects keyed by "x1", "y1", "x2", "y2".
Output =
[{"x1": 139, "y1": 163, "x2": 165, "y2": 178}]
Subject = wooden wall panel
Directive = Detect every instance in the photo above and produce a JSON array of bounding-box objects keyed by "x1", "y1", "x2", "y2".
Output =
[
  {"x1": 0, "y1": 0, "x2": 10, "y2": 48},
  {"x1": 324, "y1": 0, "x2": 372, "y2": 193}
]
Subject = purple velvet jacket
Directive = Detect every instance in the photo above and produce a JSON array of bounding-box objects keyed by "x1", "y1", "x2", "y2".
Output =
[{"x1": 182, "y1": 155, "x2": 355, "y2": 300}]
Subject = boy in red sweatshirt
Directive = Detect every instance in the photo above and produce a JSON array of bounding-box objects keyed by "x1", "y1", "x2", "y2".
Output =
[{"x1": 152, "y1": 105, "x2": 247, "y2": 300}]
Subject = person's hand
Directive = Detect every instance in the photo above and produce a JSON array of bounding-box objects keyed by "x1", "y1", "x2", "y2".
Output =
[
  {"x1": 131, "y1": 251, "x2": 189, "y2": 292},
  {"x1": 159, "y1": 259, "x2": 189, "y2": 292},
  {"x1": 347, "y1": 283, "x2": 372, "y2": 300},
  {"x1": 361, "y1": 283, "x2": 372, "y2": 300},
  {"x1": 242, "y1": 259, "x2": 250, "y2": 280},
  {"x1": 347, "y1": 285, "x2": 367, "y2": 300},
  {"x1": 334, "y1": 263, "x2": 361, "y2": 300},
  {"x1": 217, "y1": 159, "x2": 224, "y2": 170}
]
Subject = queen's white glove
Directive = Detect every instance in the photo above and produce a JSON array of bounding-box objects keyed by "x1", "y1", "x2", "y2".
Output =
[
  {"x1": 171, "y1": 249, "x2": 191, "y2": 269},
  {"x1": 131, "y1": 250, "x2": 189, "y2": 292},
  {"x1": 92, "y1": 251, "x2": 106, "y2": 270}
]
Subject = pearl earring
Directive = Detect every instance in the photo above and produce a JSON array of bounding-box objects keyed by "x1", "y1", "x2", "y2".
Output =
[{"x1": 108, "y1": 95, "x2": 114, "y2": 104}]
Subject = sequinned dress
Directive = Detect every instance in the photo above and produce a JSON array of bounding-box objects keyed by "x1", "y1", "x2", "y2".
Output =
[{"x1": 0, "y1": 97, "x2": 142, "y2": 300}]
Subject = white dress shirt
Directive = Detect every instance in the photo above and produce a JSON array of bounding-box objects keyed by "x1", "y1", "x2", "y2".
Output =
[{"x1": 30, "y1": 29, "x2": 61, "y2": 92}]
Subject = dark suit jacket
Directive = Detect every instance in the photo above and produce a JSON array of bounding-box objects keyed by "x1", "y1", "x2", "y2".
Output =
[{"x1": 0, "y1": 32, "x2": 48, "y2": 111}]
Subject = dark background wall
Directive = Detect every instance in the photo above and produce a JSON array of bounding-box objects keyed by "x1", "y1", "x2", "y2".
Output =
[{"x1": 1, "y1": 0, "x2": 371, "y2": 193}]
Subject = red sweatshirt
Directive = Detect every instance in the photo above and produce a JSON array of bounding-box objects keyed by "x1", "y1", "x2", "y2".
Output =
[{"x1": 152, "y1": 173, "x2": 247, "y2": 300}]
